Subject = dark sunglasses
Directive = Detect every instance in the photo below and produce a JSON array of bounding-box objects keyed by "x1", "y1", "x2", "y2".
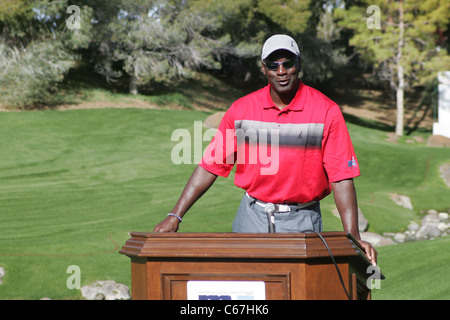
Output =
[{"x1": 263, "y1": 59, "x2": 297, "y2": 71}]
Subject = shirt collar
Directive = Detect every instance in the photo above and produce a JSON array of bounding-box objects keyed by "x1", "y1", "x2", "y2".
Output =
[{"x1": 262, "y1": 81, "x2": 305, "y2": 112}]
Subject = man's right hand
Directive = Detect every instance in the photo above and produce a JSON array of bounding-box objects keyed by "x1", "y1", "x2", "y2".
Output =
[
  {"x1": 152, "y1": 165, "x2": 218, "y2": 233},
  {"x1": 153, "y1": 215, "x2": 180, "y2": 232}
]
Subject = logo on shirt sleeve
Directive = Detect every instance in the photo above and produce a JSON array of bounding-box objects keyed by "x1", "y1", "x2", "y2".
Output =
[{"x1": 348, "y1": 156, "x2": 357, "y2": 168}]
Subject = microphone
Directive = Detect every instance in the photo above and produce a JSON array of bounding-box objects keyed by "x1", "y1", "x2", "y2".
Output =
[{"x1": 264, "y1": 203, "x2": 276, "y2": 233}]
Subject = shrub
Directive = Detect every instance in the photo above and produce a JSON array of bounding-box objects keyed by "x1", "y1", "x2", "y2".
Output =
[{"x1": 0, "y1": 41, "x2": 74, "y2": 108}]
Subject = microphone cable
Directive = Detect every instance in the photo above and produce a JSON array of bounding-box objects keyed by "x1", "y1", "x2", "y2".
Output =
[{"x1": 304, "y1": 230, "x2": 351, "y2": 300}]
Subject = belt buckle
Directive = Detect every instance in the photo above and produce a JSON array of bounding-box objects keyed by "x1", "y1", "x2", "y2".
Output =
[{"x1": 274, "y1": 204, "x2": 291, "y2": 212}]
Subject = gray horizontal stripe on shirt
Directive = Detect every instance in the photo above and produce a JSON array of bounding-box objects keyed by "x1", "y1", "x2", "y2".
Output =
[{"x1": 234, "y1": 120, "x2": 324, "y2": 147}]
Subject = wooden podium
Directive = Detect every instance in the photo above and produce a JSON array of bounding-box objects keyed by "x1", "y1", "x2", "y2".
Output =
[{"x1": 120, "y1": 232, "x2": 382, "y2": 300}]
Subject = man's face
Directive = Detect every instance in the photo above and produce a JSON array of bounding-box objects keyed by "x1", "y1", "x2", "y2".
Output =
[{"x1": 262, "y1": 50, "x2": 300, "y2": 96}]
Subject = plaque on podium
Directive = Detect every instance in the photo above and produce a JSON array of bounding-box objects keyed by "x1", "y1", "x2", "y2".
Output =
[{"x1": 120, "y1": 232, "x2": 383, "y2": 300}]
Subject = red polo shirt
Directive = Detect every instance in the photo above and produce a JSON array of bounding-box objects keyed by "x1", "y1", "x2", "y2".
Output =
[{"x1": 199, "y1": 82, "x2": 360, "y2": 204}]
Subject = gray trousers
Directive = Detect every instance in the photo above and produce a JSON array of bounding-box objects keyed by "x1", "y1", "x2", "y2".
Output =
[{"x1": 232, "y1": 193, "x2": 323, "y2": 233}]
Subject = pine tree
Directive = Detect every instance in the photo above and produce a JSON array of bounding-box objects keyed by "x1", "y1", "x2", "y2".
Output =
[{"x1": 336, "y1": 0, "x2": 450, "y2": 135}]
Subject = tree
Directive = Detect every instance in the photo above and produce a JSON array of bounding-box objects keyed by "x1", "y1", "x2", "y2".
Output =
[
  {"x1": 335, "y1": 0, "x2": 450, "y2": 135},
  {"x1": 91, "y1": 0, "x2": 236, "y2": 94},
  {"x1": 186, "y1": 0, "x2": 342, "y2": 86},
  {"x1": 0, "y1": 0, "x2": 363, "y2": 106},
  {"x1": 92, "y1": 0, "x2": 334, "y2": 93},
  {"x1": 0, "y1": 0, "x2": 93, "y2": 108}
]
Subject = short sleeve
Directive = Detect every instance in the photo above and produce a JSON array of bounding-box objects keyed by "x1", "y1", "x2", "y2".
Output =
[
  {"x1": 322, "y1": 106, "x2": 360, "y2": 182},
  {"x1": 199, "y1": 109, "x2": 237, "y2": 177}
]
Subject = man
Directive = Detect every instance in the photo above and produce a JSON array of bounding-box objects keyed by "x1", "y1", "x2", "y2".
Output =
[{"x1": 153, "y1": 34, "x2": 377, "y2": 265}]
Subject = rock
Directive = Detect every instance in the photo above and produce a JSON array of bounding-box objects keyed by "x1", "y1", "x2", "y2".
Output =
[
  {"x1": 386, "y1": 132, "x2": 399, "y2": 143},
  {"x1": 403, "y1": 230, "x2": 413, "y2": 238},
  {"x1": 332, "y1": 207, "x2": 368, "y2": 232},
  {"x1": 360, "y1": 232, "x2": 395, "y2": 247},
  {"x1": 407, "y1": 221, "x2": 420, "y2": 233},
  {"x1": 81, "y1": 280, "x2": 130, "y2": 300},
  {"x1": 203, "y1": 111, "x2": 225, "y2": 129},
  {"x1": 421, "y1": 213, "x2": 441, "y2": 226},
  {"x1": 0, "y1": 267, "x2": 4, "y2": 285},
  {"x1": 362, "y1": 206, "x2": 449, "y2": 245},
  {"x1": 439, "y1": 212, "x2": 449, "y2": 220},
  {"x1": 440, "y1": 163, "x2": 450, "y2": 188},
  {"x1": 415, "y1": 224, "x2": 441, "y2": 240},
  {"x1": 427, "y1": 135, "x2": 450, "y2": 148},
  {"x1": 390, "y1": 193, "x2": 413, "y2": 210},
  {"x1": 383, "y1": 208, "x2": 450, "y2": 243},
  {"x1": 394, "y1": 232, "x2": 407, "y2": 243},
  {"x1": 357, "y1": 208, "x2": 369, "y2": 232},
  {"x1": 437, "y1": 222, "x2": 448, "y2": 232}
]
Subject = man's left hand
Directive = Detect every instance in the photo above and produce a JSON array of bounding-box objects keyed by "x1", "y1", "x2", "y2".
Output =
[{"x1": 359, "y1": 239, "x2": 377, "y2": 266}]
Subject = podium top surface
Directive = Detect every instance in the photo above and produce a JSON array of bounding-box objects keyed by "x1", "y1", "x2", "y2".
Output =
[{"x1": 119, "y1": 231, "x2": 373, "y2": 266}]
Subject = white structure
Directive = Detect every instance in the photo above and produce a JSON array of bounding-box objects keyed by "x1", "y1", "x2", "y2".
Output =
[{"x1": 433, "y1": 71, "x2": 450, "y2": 138}]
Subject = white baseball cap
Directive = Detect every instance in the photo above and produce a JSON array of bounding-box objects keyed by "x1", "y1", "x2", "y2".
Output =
[{"x1": 261, "y1": 34, "x2": 300, "y2": 60}]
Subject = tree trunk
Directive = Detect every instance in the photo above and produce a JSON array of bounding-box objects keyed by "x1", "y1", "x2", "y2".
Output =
[
  {"x1": 396, "y1": 66, "x2": 404, "y2": 136},
  {"x1": 395, "y1": 0, "x2": 405, "y2": 136},
  {"x1": 129, "y1": 75, "x2": 138, "y2": 95}
]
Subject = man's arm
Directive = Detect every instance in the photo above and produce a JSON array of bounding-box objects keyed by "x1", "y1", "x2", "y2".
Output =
[
  {"x1": 153, "y1": 165, "x2": 218, "y2": 232},
  {"x1": 331, "y1": 178, "x2": 378, "y2": 265}
]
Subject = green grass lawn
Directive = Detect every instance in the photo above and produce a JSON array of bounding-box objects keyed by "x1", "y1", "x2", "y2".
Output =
[
  {"x1": 0, "y1": 107, "x2": 449, "y2": 299},
  {"x1": 373, "y1": 236, "x2": 450, "y2": 300},
  {"x1": 0, "y1": 108, "x2": 242, "y2": 299}
]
